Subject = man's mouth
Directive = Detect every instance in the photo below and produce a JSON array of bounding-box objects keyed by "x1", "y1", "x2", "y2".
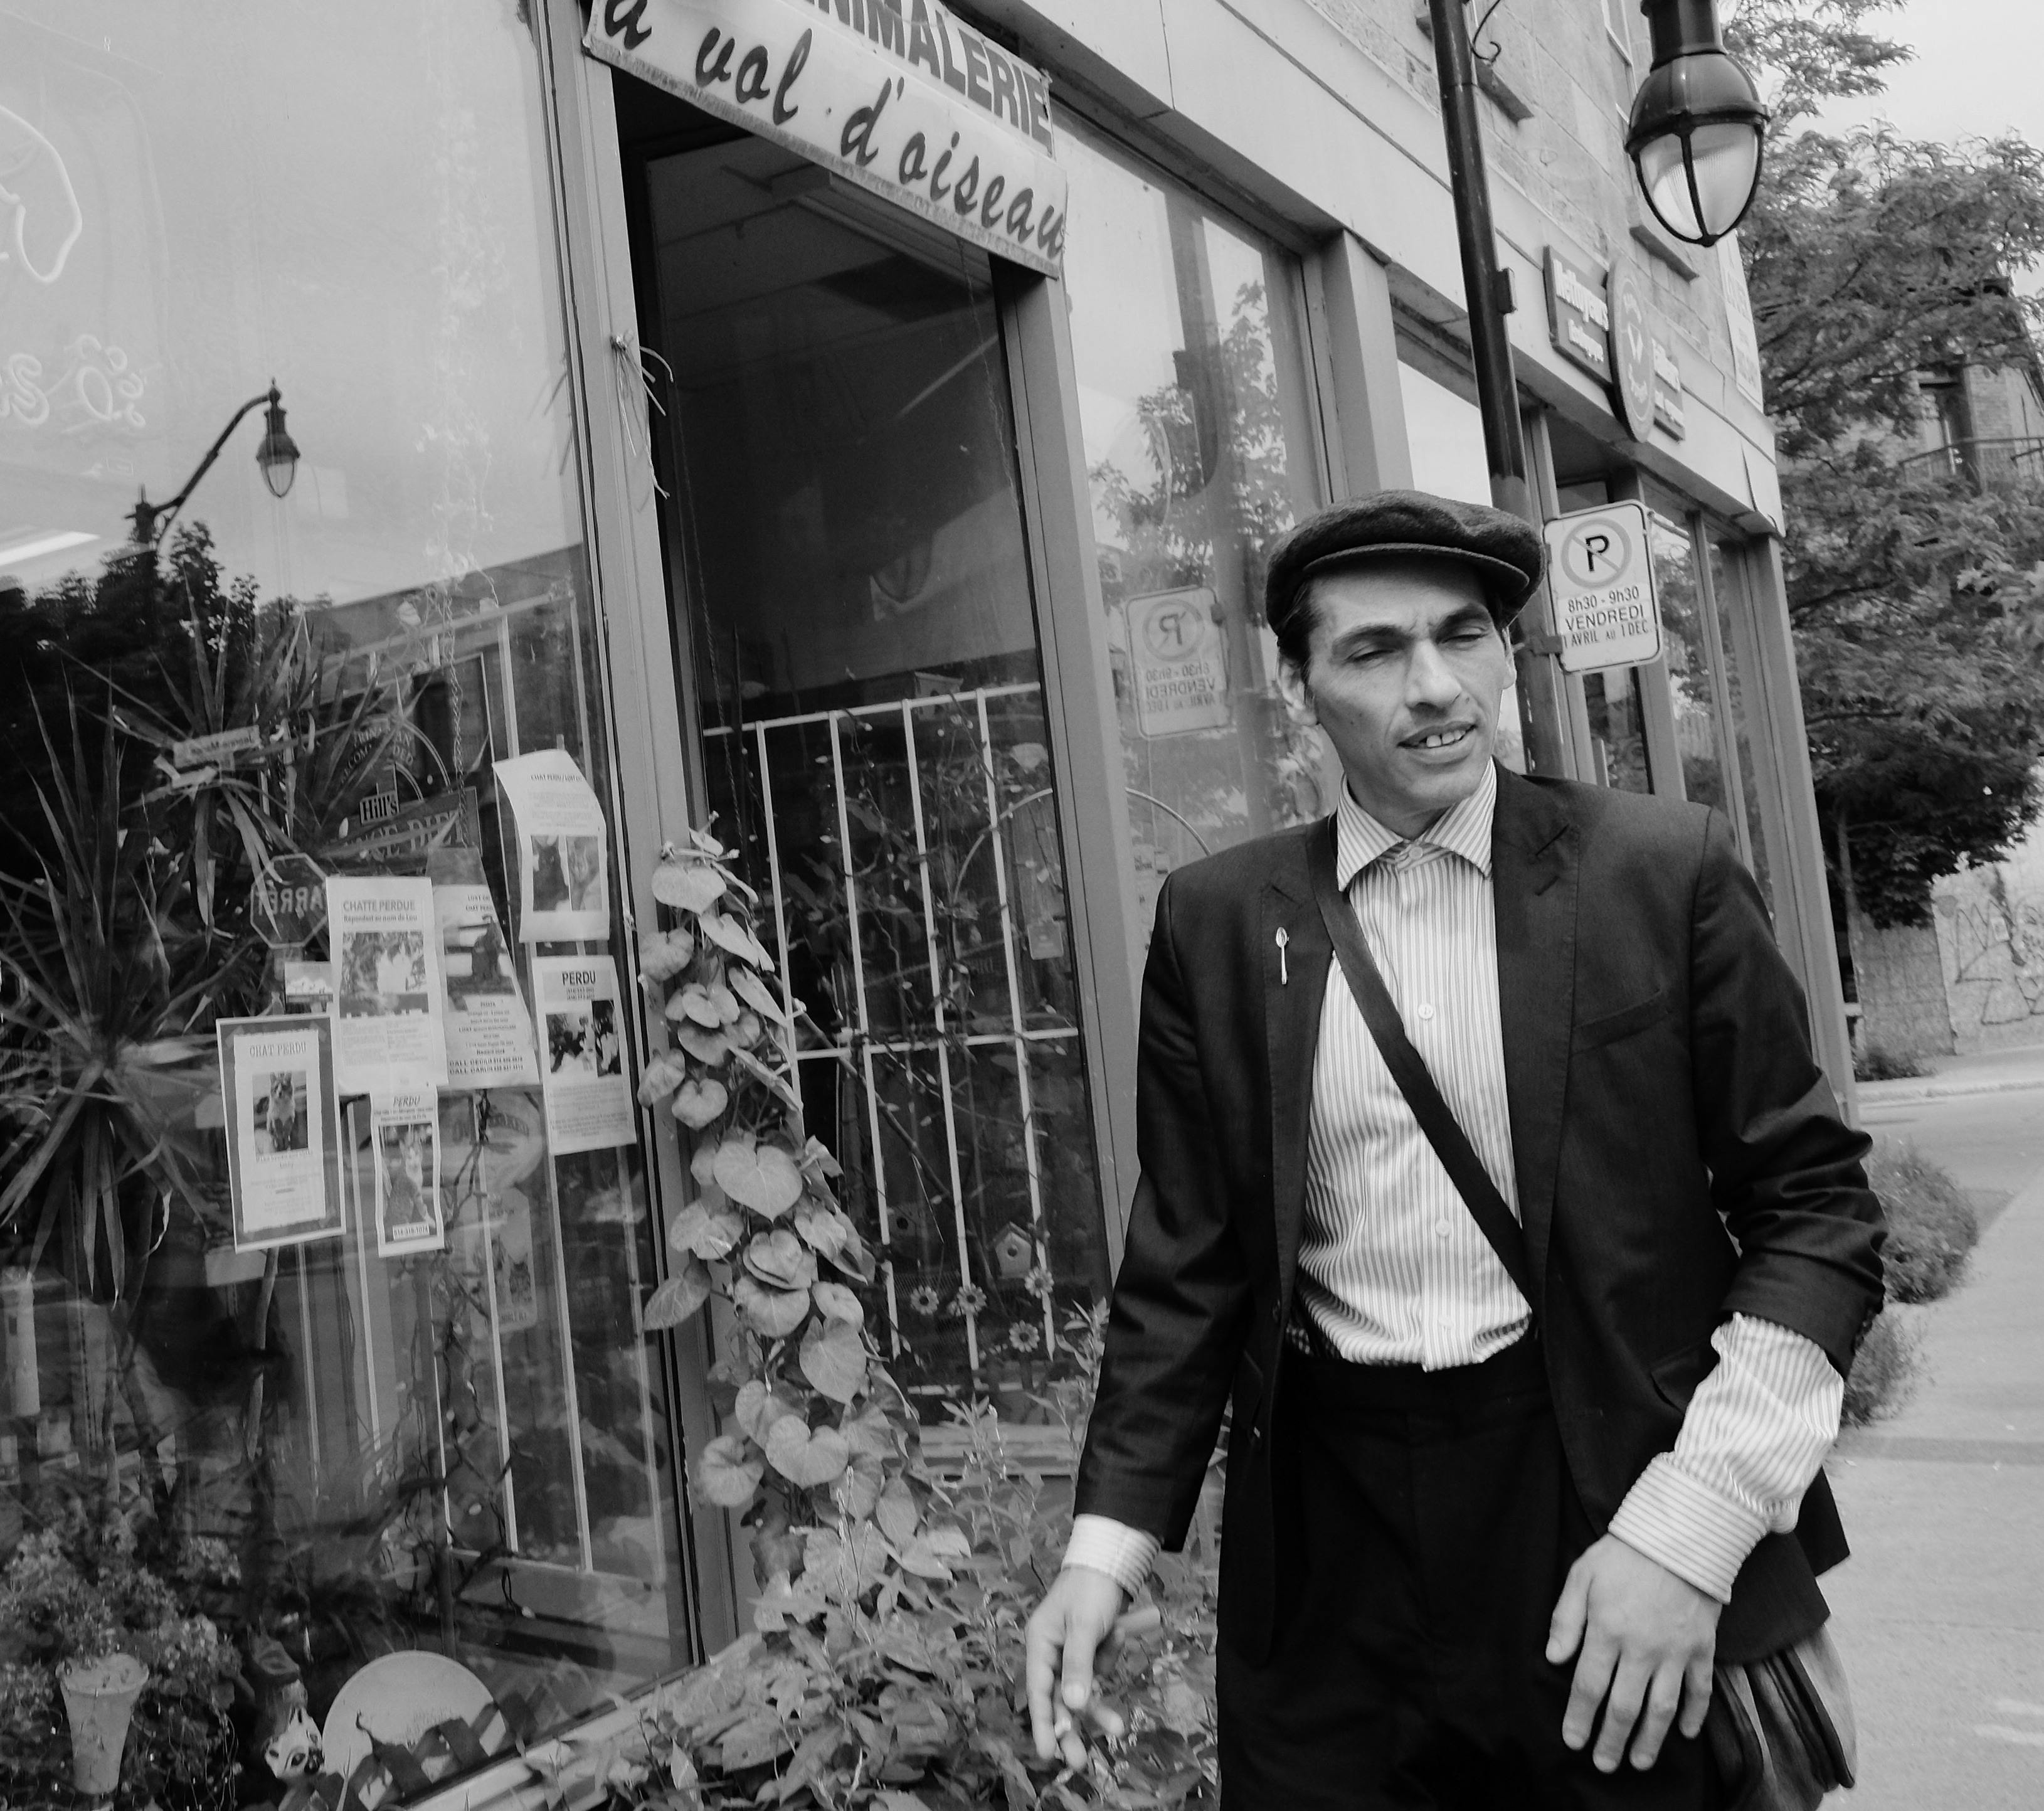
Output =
[{"x1": 1402, "y1": 724, "x2": 1475, "y2": 751}]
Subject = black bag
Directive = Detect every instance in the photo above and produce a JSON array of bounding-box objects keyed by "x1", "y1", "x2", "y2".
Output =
[{"x1": 1306, "y1": 822, "x2": 1857, "y2": 1811}]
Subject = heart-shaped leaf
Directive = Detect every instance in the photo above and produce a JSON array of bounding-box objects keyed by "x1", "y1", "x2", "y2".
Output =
[
  {"x1": 636, "y1": 1052, "x2": 686, "y2": 1104},
  {"x1": 707, "y1": 981, "x2": 741, "y2": 1025},
  {"x1": 827, "y1": 1224, "x2": 877, "y2": 1282},
  {"x1": 730, "y1": 1045, "x2": 800, "y2": 1108},
  {"x1": 686, "y1": 827, "x2": 728, "y2": 858},
  {"x1": 692, "y1": 1432, "x2": 763, "y2": 1507},
  {"x1": 733, "y1": 1273, "x2": 810, "y2": 1339},
  {"x1": 764, "y1": 1415, "x2": 850, "y2": 1488},
  {"x1": 699, "y1": 910, "x2": 775, "y2": 970},
  {"x1": 638, "y1": 925, "x2": 694, "y2": 980},
  {"x1": 690, "y1": 1140, "x2": 723, "y2": 1187},
  {"x1": 840, "y1": 1401, "x2": 898, "y2": 1461},
  {"x1": 652, "y1": 859, "x2": 725, "y2": 913},
  {"x1": 876, "y1": 1475, "x2": 919, "y2": 1544},
  {"x1": 810, "y1": 1280, "x2": 864, "y2": 1326},
  {"x1": 730, "y1": 1011, "x2": 764, "y2": 1049},
  {"x1": 643, "y1": 1258, "x2": 712, "y2": 1329},
  {"x1": 734, "y1": 1380, "x2": 805, "y2": 1443},
  {"x1": 832, "y1": 1453, "x2": 884, "y2": 1521},
  {"x1": 714, "y1": 1139, "x2": 804, "y2": 1217},
  {"x1": 673, "y1": 984, "x2": 724, "y2": 1028},
  {"x1": 744, "y1": 1227, "x2": 817, "y2": 1293},
  {"x1": 667, "y1": 1203, "x2": 743, "y2": 1260},
  {"x1": 670, "y1": 1078, "x2": 729, "y2": 1129},
  {"x1": 794, "y1": 1204, "x2": 850, "y2": 1257},
  {"x1": 800, "y1": 1318, "x2": 868, "y2": 1404},
  {"x1": 801, "y1": 1137, "x2": 842, "y2": 1180},
  {"x1": 728, "y1": 967, "x2": 788, "y2": 1024},
  {"x1": 674, "y1": 1025, "x2": 729, "y2": 1066}
]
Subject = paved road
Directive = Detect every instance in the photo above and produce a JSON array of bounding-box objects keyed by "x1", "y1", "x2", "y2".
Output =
[{"x1": 1821, "y1": 1056, "x2": 2044, "y2": 1808}]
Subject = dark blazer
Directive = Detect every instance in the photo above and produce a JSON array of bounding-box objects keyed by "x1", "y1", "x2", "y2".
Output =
[{"x1": 1074, "y1": 767, "x2": 1885, "y2": 1667}]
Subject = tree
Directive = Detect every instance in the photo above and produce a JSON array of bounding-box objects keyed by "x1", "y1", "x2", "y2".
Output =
[{"x1": 1732, "y1": 5, "x2": 2044, "y2": 926}]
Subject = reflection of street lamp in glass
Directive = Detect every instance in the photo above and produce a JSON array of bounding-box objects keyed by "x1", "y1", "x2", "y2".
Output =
[{"x1": 127, "y1": 381, "x2": 301, "y2": 545}]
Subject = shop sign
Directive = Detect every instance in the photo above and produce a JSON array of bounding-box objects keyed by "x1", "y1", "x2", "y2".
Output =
[
  {"x1": 170, "y1": 725, "x2": 264, "y2": 770},
  {"x1": 1126, "y1": 587, "x2": 1231, "y2": 738},
  {"x1": 1544, "y1": 249, "x2": 1612, "y2": 386},
  {"x1": 1650, "y1": 336, "x2": 1687, "y2": 438},
  {"x1": 1719, "y1": 236, "x2": 1766, "y2": 410},
  {"x1": 1542, "y1": 501, "x2": 1663, "y2": 674},
  {"x1": 320, "y1": 789, "x2": 483, "y2": 869},
  {"x1": 252, "y1": 854, "x2": 329, "y2": 950},
  {"x1": 585, "y1": 0, "x2": 1067, "y2": 275},
  {"x1": 1608, "y1": 267, "x2": 1656, "y2": 440}
]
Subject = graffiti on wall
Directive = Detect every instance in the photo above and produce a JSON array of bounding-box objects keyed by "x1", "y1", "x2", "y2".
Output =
[{"x1": 1940, "y1": 866, "x2": 2044, "y2": 1034}]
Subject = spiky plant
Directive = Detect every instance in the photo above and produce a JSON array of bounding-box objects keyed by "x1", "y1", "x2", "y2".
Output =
[{"x1": 0, "y1": 698, "x2": 256, "y2": 1297}]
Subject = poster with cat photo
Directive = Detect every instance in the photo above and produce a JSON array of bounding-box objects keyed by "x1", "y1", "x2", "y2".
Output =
[{"x1": 218, "y1": 1017, "x2": 344, "y2": 1251}]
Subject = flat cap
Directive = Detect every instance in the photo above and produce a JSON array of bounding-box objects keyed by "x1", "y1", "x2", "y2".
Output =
[{"x1": 1264, "y1": 489, "x2": 1545, "y2": 642}]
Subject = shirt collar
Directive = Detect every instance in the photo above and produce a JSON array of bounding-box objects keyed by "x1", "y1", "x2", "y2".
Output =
[{"x1": 1335, "y1": 760, "x2": 1498, "y2": 887}]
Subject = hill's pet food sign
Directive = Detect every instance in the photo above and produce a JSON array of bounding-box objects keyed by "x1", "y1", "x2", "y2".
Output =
[{"x1": 586, "y1": 0, "x2": 1067, "y2": 274}]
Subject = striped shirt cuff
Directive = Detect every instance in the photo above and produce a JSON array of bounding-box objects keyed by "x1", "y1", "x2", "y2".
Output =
[
  {"x1": 1061, "y1": 1514, "x2": 1160, "y2": 1598},
  {"x1": 1607, "y1": 1454, "x2": 1769, "y2": 1603}
]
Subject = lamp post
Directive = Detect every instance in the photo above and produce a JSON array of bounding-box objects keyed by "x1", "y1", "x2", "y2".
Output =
[
  {"x1": 128, "y1": 382, "x2": 300, "y2": 546},
  {"x1": 1625, "y1": 0, "x2": 1769, "y2": 247},
  {"x1": 1424, "y1": 0, "x2": 1568, "y2": 776}
]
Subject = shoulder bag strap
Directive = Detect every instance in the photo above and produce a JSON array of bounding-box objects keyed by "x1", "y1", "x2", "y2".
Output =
[{"x1": 1305, "y1": 818, "x2": 1538, "y2": 1317}]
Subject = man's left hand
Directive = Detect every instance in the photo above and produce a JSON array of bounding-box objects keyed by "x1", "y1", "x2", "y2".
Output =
[{"x1": 1546, "y1": 1534, "x2": 1720, "y2": 1773}]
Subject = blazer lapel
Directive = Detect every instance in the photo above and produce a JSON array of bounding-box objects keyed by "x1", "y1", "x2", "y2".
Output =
[
  {"x1": 1264, "y1": 826, "x2": 1333, "y2": 1304},
  {"x1": 1491, "y1": 770, "x2": 1579, "y2": 1299}
]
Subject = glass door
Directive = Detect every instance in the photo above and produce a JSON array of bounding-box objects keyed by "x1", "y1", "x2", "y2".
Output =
[{"x1": 636, "y1": 129, "x2": 1108, "y2": 1426}]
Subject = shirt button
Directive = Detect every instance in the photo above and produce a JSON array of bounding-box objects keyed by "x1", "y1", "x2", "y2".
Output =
[
  {"x1": 1416, "y1": 1002, "x2": 1436, "y2": 1021},
  {"x1": 1433, "y1": 1218, "x2": 1451, "y2": 1238}
]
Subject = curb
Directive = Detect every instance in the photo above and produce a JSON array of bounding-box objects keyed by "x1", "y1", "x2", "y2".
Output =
[{"x1": 1857, "y1": 1075, "x2": 2044, "y2": 1107}]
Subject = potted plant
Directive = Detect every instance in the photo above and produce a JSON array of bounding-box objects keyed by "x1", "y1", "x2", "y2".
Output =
[{"x1": 0, "y1": 1484, "x2": 243, "y2": 1809}]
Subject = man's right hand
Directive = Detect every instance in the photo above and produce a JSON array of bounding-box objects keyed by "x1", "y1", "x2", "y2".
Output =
[{"x1": 1025, "y1": 1567, "x2": 1130, "y2": 1767}]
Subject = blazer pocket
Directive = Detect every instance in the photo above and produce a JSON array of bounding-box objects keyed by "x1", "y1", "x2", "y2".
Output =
[
  {"x1": 1649, "y1": 1337, "x2": 1720, "y2": 1413},
  {"x1": 1574, "y1": 986, "x2": 1672, "y2": 1051}
]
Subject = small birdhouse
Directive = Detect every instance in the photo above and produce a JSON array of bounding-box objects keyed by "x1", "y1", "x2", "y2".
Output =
[{"x1": 992, "y1": 1223, "x2": 1035, "y2": 1281}]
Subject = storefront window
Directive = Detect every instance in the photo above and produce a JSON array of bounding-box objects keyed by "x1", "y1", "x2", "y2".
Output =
[
  {"x1": 1707, "y1": 539, "x2": 1781, "y2": 913},
  {"x1": 1, "y1": 7, "x2": 686, "y2": 1803},
  {"x1": 640, "y1": 130, "x2": 1108, "y2": 1423},
  {"x1": 1649, "y1": 507, "x2": 1731, "y2": 809},
  {"x1": 1061, "y1": 121, "x2": 1330, "y2": 935}
]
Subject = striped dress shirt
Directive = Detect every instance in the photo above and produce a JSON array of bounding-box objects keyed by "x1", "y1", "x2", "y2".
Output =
[{"x1": 1067, "y1": 763, "x2": 1844, "y2": 1604}]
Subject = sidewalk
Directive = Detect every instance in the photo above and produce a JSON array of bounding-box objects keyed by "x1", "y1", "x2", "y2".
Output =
[
  {"x1": 1821, "y1": 1098, "x2": 2044, "y2": 1807},
  {"x1": 1855, "y1": 1041, "x2": 2044, "y2": 1107}
]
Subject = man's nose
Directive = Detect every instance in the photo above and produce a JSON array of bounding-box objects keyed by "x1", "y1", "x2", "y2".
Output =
[{"x1": 1406, "y1": 639, "x2": 1463, "y2": 711}]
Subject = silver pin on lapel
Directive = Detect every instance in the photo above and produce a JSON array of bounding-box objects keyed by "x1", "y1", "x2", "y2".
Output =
[{"x1": 1275, "y1": 927, "x2": 1289, "y2": 985}]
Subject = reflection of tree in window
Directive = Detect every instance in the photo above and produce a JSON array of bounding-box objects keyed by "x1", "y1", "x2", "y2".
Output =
[{"x1": 1089, "y1": 265, "x2": 1323, "y2": 890}]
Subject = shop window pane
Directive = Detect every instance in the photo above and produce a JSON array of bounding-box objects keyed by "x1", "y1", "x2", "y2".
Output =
[
  {"x1": 1060, "y1": 121, "x2": 1331, "y2": 936},
  {"x1": 1649, "y1": 509, "x2": 1733, "y2": 811},
  {"x1": 1396, "y1": 359, "x2": 1528, "y2": 774},
  {"x1": 1707, "y1": 539, "x2": 1780, "y2": 915},
  {"x1": 1583, "y1": 667, "x2": 1654, "y2": 792},
  {"x1": 649, "y1": 135, "x2": 1107, "y2": 1422},
  {"x1": 0, "y1": 6, "x2": 686, "y2": 1802}
]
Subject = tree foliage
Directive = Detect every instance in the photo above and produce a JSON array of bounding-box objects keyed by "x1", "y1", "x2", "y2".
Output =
[{"x1": 1734, "y1": 6, "x2": 2044, "y2": 925}]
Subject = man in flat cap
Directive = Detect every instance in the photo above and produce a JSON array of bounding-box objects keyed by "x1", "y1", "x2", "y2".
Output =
[{"x1": 1026, "y1": 491, "x2": 1883, "y2": 1807}]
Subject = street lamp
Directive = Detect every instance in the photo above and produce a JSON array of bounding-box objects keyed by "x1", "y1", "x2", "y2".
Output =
[
  {"x1": 128, "y1": 382, "x2": 301, "y2": 546},
  {"x1": 1625, "y1": 0, "x2": 1769, "y2": 247}
]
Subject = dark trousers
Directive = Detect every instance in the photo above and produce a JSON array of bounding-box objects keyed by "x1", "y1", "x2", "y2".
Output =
[{"x1": 1217, "y1": 1337, "x2": 1720, "y2": 1811}]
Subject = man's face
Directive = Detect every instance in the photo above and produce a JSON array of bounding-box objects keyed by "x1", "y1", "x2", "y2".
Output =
[{"x1": 1276, "y1": 557, "x2": 1513, "y2": 836}]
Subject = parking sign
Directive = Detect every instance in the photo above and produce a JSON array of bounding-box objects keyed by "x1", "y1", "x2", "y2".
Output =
[{"x1": 1542, "y1": 501, "x2": 1663, "y2": 674}]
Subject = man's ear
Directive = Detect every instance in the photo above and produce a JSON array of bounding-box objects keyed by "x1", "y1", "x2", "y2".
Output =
[{"x1": 1276, "y1": 654, "x2": 1317, "y2": 728}]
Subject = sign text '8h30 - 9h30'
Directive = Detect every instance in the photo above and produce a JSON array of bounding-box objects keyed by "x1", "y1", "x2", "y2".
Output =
[{"x1": 1540, "y1": 500, "x2": 1663, "y2": 675}]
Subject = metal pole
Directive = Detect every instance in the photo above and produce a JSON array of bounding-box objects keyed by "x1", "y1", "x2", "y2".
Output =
[{"x1": 1426, "y1": 0, "x2": 1570, "y2": 777}]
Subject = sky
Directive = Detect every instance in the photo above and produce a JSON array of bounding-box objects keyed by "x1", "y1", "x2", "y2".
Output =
[{"x1": 1814, "y1": 1, "x2": 2044, "y2": 149}]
